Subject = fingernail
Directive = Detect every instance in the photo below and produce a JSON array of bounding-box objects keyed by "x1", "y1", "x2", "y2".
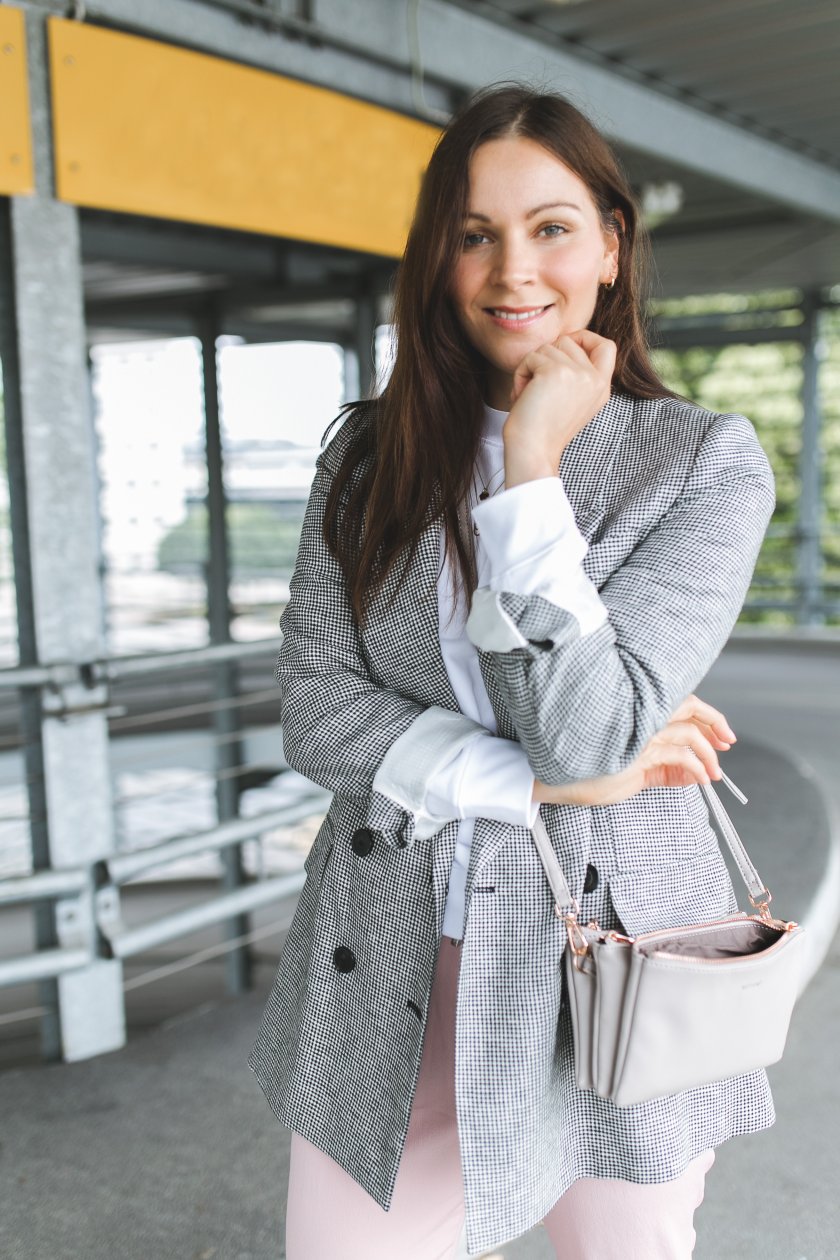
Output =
[{"x1": 725, "y1": 727, "x2": 737, "y2": 741}]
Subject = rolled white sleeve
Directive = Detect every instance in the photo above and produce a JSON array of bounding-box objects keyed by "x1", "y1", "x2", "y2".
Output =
[
  {"x1": 371, "y1": 708, "x2": 539, "y2": 841},
  {"x1": 466, "y1": 476, "x2": 608, "y2": 652},
  {"x1": 425, "y1": 732, "x2": 539, "y2": 829}
]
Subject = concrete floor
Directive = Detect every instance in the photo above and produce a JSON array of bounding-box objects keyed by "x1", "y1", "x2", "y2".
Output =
[{"x1": 1, "y1": 642, "x2": 839, "y2": 1259}]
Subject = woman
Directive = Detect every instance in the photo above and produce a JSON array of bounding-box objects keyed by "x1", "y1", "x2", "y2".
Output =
[{"x1": 248, "y1": 84, "x2": 777, "y2": 1258}]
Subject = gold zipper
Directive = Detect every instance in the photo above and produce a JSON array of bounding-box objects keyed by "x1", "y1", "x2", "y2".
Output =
[
  {"x1": 598, "y1": 914, "x2": 798, "y2": 943},
  {"x1": 574, "y1": 915, "x2": 799, "y2": 962},
  {"x1": 644, "y1": 917, "x2": 800, "y2": 964}
]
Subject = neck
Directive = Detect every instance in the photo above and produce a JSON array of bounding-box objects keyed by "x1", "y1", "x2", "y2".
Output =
[
  {"x1": 483, "y1": 366, "x2": 514, "y2": 410},
  {"x1": 482, "y1": 400, "x2": 508, "y2": 441}
]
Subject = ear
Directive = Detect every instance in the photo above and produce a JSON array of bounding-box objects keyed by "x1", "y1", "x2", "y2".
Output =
[{"x1": 601, "y1": 208, "x2": 623, "y2": 282}]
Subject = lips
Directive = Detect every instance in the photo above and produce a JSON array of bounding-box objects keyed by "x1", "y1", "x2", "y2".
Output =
[{"x1": 484, "y1": 303, "x2": 552, "y2": 327}]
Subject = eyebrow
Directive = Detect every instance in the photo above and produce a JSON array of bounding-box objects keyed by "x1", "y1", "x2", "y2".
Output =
[{"x1": 465, "y1": 201, "x2": 583, "y2": 221}]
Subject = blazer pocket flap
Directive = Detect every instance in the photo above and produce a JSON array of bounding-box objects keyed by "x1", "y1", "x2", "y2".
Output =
[{"x1": 607, "y1": 849, "x2": 739, "y2": 938}]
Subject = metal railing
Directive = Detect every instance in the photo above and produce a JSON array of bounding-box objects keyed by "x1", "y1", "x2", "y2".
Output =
[{"x1": 0, "y1": 636, "x2": 331, "y2": 1061}]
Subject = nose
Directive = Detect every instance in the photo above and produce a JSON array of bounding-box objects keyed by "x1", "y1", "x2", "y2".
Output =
[{"x1": 490, "y1": 234, "x2": 535, "y2": 291}]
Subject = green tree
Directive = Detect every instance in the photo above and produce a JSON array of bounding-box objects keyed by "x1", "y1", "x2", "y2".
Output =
[
  {"x1": 650, "y1": 284, "x2": 840, "y2": 628},
  {"x1": 157, "y1": 501, "x2": 306, "y2": 577}
]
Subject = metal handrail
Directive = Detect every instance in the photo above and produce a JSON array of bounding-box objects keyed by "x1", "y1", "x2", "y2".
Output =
[
  {"x1": 0, "y1": 791, "x2": 329, "y2": 904},
  {"x1": 105, "y1": 872, "x2": 306, "y2": 959},
  {"x1": 0, "y1": 867, "x2": 88, "y2": 907},
  {"x1": 0, "y1": 947, "x2": 92, "y2": 988},
  {"x1": 108, "y1": 791, "x2": 329, "y2": 883},
  {"x1": 0, "y1": 636, "x2": 282, "y2": 691}
]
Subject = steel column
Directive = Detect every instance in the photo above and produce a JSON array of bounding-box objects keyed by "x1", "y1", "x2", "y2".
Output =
[
  {"x1": 199, "y1": 306, "x2": 251, "y2": 993},
  {"x1": 797, "y1": 294, "x2": 825, "y2": 625},
  {"x1": 355, "y1": 284, "x2": 379, "y2": 398},
  {"x1": 1, "y1": 9, "x2": 123, "y2": 1060}
]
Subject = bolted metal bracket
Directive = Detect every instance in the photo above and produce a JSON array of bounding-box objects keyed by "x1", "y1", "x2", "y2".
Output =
[
  {"x1": 93, "y1": 878, "x2": 127, "y2": 959},
  {"x1": 40, "y1": 662, "x2": 110, "y2": 720}
]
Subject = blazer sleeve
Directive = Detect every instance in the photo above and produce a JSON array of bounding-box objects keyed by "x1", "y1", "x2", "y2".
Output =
[
  {"x1": 464, "y1": 410, "x2": 776, "y2": 785},
  {"x1": 278, "y1": 445, "x2": 501, "y2": 850}
]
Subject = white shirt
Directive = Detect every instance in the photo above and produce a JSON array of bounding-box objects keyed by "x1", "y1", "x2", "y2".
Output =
[{"x1": 372, "y1": 401, "x2": 609, "y2": 941}]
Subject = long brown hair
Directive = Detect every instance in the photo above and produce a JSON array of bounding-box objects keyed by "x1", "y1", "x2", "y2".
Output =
[{"x1": 322, "y1": 83, "x2": 675, "y2": 631}]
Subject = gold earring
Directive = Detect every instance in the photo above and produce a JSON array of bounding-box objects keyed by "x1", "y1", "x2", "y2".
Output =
[{"x1": 604, "y1": 275, "x2": 616, "y2": 289}]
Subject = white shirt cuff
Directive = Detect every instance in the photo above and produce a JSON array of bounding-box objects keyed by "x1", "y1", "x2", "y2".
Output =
[
  {"x1": 371, "y1": 706, "x2": 489, "y2": 841},
  {"x1": 468, "y1": 477, "x2": 608, "y2": 647},
  {"x1": 472, "y1": 476, "x2": 586, "y2": 572},
  {"x1": 425, "y1": 732, "x2": 539, "y2": 829}
]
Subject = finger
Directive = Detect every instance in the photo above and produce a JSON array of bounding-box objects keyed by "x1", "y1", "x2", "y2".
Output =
[
  {"x1": 564, "y1": 328, "x2": 617, "y2": 377},
  {"x1": 650, "y1": 721, "x2": 722, "y2": 780},
  {"x1": 510, "y1": 348, "x2": 543, "y2": 401},
  {"x1": 589, "y1": 338, "x2": 617, "y2": 382},
  {"x1": 671, "y1": 694, "x2": 737, "y2": 743},
  {"x1": 680, "y1": 712, "x2": 732, "y2": 751},
  {"x1": 640, "y1": 744, "x2": 713, "y2": 789},
  {"x1": 661, "y1": 721, "x2": 723, "y2": 777},
  {"x1": 512, "y1": 344, "x2": 557, "y2": 383},
  {"x1": 644, "y1": 762, "x2": 707, "y2": 791},
  {"x1": 511, "y1": 341, "x2": 587, "y2": 403},
  {"x1": 549, "y1": 334, "x2": 592, "y2": 366},
  {"x1": 670, "y1": 693, "x2": 735, "y2": 737},
  {"x1": 564, "y1": 328, "x2": 611, "y2": 354}
]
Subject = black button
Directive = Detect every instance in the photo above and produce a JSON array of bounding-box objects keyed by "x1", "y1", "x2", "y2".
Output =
[
  {"x1": 333, "y1": 946, "x2": 356, "y2": 973},
  {"x1": 583, "y1": 863, "x2": 599, "y2": 894},
  {"x1": 350, "y1": 827, "x2": 375, "y2": 857}
]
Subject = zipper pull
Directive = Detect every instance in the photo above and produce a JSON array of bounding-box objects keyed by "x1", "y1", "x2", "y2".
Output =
[
  {"x1": 686, "y1": 746, "x2": 748, "y2": 803},
  {"x1": 718, "y1": 768, "x2": 748, "y2": 804}
]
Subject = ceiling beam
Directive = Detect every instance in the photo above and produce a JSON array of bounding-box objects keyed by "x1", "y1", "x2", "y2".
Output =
[
  {"x1": 381, "y1": 0, "x2": 840, "y2": 222},
  {"x1": 23, "y1": 0, "x2": 840, "y2": 222}
]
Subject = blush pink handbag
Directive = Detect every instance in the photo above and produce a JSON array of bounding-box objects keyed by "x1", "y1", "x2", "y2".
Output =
[{"x1": 532, "y1": 772, "x2": 806, "y2": 1107}]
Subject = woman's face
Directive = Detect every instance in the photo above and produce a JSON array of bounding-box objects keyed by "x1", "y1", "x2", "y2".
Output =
[{"x1": 450, "y1": 135, "x2": 620, "y2": 409}]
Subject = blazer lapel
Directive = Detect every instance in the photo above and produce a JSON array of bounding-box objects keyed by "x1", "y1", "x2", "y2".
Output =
[
  {"x1": 474, "y1": 393, "x2": 632, "y2": 731},
  {"x1": 469, "y1": 393, "x2": 635, "y2": 877},
  {"x1": 558, "y1": 391, "x2": 634, "y2": 532}
]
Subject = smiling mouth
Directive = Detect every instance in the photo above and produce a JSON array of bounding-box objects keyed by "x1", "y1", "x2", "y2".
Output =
[{"x1": 485, "y1": 304, "x2": 553, "y2": 324}]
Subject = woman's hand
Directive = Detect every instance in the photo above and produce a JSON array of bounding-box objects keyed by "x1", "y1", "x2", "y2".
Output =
[
  {"x1": 532, "y1": 694, "x2": 737, "y2": 809},
  {"x1": 503, "y1": 329, "x2": 617, "y2": 489}
]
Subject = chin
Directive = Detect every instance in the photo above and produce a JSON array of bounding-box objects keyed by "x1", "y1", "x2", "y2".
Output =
[{"x1": 484, "y1": 354, "x2": 523, "y2": 381}]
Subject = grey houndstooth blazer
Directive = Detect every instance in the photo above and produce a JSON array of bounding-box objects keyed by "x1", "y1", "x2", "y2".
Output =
[{"x1": 248, "y1": 390, "x2": 777, "y2": 1257}]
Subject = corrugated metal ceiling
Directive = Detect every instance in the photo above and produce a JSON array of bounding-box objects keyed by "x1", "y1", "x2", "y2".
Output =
[
  {"x1": 78, "y1": 0, "x2": 840, "y2": 308},
  {"x1": 452, "y1": 0, "x2": 839, "y2": 169}
]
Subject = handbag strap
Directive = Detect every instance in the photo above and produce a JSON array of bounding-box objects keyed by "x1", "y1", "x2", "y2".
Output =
[{"x1": 532, "y1": 770, "x2": 773, "y2": 920}]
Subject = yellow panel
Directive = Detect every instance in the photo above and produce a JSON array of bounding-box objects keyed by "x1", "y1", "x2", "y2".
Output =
[
  {"x1": 48, "y1": 18, "x2": 440, "y2": 257},
  {"x1": 0, "y1": 5, "x2": 34, "y2": 195}
]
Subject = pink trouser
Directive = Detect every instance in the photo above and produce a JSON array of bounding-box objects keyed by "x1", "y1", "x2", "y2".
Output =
[{"x1": 286, "y1": 937, "x2": 715, "y2": 1260}]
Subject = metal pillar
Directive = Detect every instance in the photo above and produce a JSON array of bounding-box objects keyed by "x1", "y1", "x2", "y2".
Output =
[
  {"x1": 342, "y1": 340, "x2": 360, "y2": 402},
  {"x1": 0, "y1": 10, "x2": 123, "y2": 1060},
  {"x1": 0, "y1": 201, "x2": 62, "y2": 1058},
  {"x1": 199, "y1": 308, "x2": 251, "y2": 993},
  {"x1": 355, "y1": 283, "x2": 379, "y2": 398},
  {"x1": 797, "y1": 294, "x2": 824, "y2": 626}
]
